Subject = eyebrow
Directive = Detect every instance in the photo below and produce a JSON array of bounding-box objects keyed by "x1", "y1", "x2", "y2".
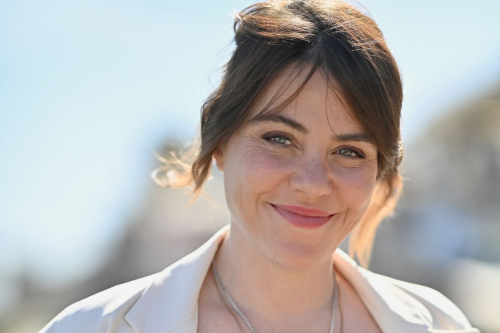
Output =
[
  {"x1": 249, "y1": 113, "x2": 373, "y2": 144},
  {"x1": 250, "y1": 114, "x2": 308, "y2": 134}
]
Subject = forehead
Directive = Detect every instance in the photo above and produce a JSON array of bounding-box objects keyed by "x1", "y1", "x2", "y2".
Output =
[{"x1": 247, "y1": 65, "x2": 363, "y2": 133}]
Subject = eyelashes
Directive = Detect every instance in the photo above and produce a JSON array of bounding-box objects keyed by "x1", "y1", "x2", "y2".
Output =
[
  {"x1": 262, "y1": 132, "x2": 293, "y2": 147},
  {"x1": 261, "y1": 132, "x2": 365, "y2": 160},
  {"x1": 337, "y1": 148, "x2": 365, "y2": 159}
]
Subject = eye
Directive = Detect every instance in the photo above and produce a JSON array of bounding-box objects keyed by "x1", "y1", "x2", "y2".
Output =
[
  {"x1": 336, "y1": 147, "x2": 364, "y2": 159},
  {"x1": 262, "y1": 132, "x2": 293, "y2": 147}
]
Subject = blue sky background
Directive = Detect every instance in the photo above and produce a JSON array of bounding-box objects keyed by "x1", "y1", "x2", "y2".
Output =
[{"x1": 0, "y1": 0, "x2": 499, "y2": 308}]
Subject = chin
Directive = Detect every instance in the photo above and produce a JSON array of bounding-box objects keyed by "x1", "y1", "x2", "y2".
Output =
[{"x1": 263, "y1": 237, "x2": 334, "y2": 271}]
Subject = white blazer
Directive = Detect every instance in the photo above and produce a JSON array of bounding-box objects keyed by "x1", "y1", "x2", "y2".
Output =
[{"x1": 40, "y1": 225, "x2": 480, "y2": 333}]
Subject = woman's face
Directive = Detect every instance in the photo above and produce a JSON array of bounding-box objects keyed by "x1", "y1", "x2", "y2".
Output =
[{"x1": 215, "y1": 67, "x2": 379, "y2": 269}]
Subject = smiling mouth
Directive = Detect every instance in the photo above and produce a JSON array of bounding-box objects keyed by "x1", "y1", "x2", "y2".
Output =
[{"x1": 270, "y1": 204, "x2": 334, "y2": 229}]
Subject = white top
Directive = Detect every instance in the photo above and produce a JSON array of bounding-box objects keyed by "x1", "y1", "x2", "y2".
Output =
[{"x1": 40, "y1": 225, "x2": 480, "y2": 333}]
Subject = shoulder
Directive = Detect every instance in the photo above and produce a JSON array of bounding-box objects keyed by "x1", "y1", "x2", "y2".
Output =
[
  {"x1": 39, "y1": 227, "x2": 228, "y2": 333},
  {"x1": 375, "y1": 272, "x2": 478, "y2": 331},
  {"x1": 388, "y1": 277, "x2": 476, "y2": 330},
  {"x1": 39, "y1": 273, "x2": 157, "y2": 333},
  {"x1": 334, "y1": 248, "x2": 479, "y2": 331}
]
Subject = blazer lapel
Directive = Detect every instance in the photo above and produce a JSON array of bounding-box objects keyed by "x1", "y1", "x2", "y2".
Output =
[
  {"x1": 124, "y1": 225, "x2": 230, "y2": 333},
  {"x1": 333, "y1": 249, "x2": 433, "y2": 333}
]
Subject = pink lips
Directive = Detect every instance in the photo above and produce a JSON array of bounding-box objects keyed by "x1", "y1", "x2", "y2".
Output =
[{"x1": 271, "y1": 204, "x2": 334, "y2": 229}]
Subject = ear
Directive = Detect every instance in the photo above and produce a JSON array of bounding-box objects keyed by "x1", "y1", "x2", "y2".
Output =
[{"x1": 213, "y1": 146, "x2": 225, "y2": 172}]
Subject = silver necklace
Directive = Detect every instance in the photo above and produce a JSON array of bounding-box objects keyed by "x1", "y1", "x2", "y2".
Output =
[{"x1": 212, "y1": 262, "x2": 340, "y2": 333}]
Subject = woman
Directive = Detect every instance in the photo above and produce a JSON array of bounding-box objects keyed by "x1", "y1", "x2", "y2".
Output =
[{"x1": 41, "y1": 1, "x2": 480, "y2": 332}]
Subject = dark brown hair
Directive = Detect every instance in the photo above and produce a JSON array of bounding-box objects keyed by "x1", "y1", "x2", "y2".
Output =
[{"x1": 153, "y1": 0, "x2": 404, "y2": 268}]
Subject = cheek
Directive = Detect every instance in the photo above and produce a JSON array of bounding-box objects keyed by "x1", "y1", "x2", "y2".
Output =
[
  {"x1": 236, "y1": 145, "x2": 291, "y2": 182},
  {"x1": 223, "y1": 145, "x2": 291, "y2": 213},
  {"x1": 334, "y1": 165, "x2": 377, "y2": 208}
]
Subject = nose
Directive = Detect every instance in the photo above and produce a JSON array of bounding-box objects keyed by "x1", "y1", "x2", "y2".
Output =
[{"x1": 289, "y1": 155, "x2": 333, "y2": 199}]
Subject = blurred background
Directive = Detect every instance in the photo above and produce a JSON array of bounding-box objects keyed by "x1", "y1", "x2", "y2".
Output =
[{"x1": 1, "y1": 0, "x2": 499, "y2": 332}]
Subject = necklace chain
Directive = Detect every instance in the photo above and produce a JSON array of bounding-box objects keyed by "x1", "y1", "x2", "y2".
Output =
[{"x1": 211, "y1": 262, "x2": 341, "y2": 333}]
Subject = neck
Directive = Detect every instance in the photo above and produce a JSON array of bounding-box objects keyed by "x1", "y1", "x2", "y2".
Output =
[{"x1": 213, "y1": 223, "x2": 336, "y2": 326}]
